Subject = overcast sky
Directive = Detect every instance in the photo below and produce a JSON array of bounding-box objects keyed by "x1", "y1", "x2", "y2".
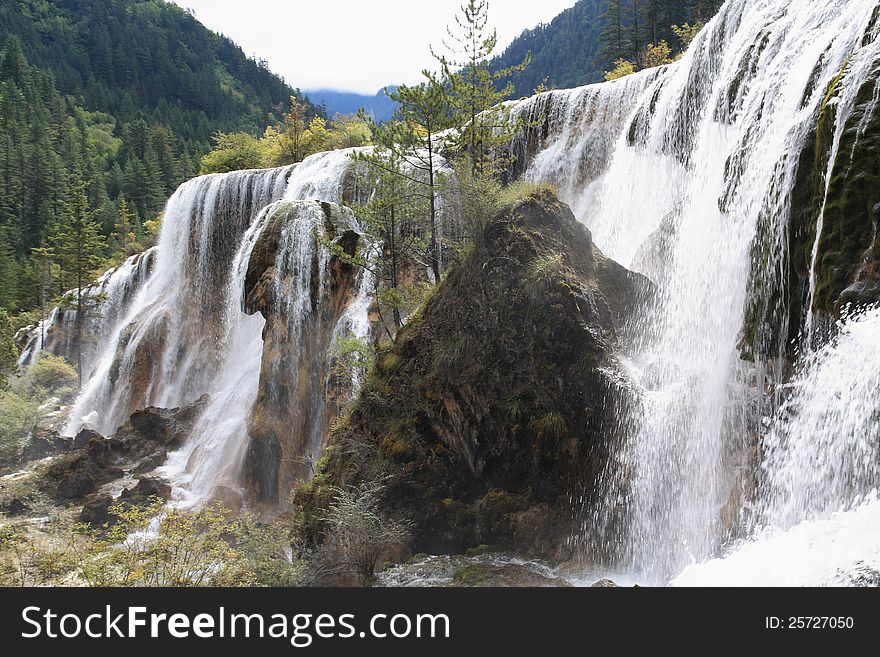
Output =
[{"x1": 169, "y1": 1, "x2": 577, "y2": 94}]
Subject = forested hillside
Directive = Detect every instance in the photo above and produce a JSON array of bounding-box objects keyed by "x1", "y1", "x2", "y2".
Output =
[
  {"x1": 0, "y1": 0, "x2": 319, "y2": 316},
  {"x1": 492, "y1": 0, "x2": 724, "y2": 94},
  {"x1": 0, "y1": 0, "x2": 314, "y2": 141}
]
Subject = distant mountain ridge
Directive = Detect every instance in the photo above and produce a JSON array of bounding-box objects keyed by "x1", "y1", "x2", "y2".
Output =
[
  {"x1": 308, "y1": 87, "x2": 398, "y2": 123},
  {"x1": 491, "y1": 0, "x2": 608, "y2": 94}
]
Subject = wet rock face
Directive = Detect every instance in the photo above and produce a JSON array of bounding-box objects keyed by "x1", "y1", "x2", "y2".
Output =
[
  {"x1": 298, "y1": 190, "x2": 648, "y2": 561},
  {"x1": 43, "y1": 397, "x2": 208, "y2": 502},
  {"x1": 785, "y1": 60, "x2": 880, "y2": 322},
  {"x1": 812, "y1": 60, "x2": 880, "y2": 315},
  {"x1": 79, "y1": 477, "x2": 171, "y2": 527},
  {"x1": 243, "y1": 201, "x2": 363, "y2": 504},
  {"x1": 79, "y1": 476, "x2": 173, "y2": 527}
]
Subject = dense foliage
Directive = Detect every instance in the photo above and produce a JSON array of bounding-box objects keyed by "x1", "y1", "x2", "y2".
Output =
[
  {"x1": 0, "y1": 0, "x2": 319, "y2": 316},
  {"x1": 0, "y1": 0, "x2": 315, "y2": 142},
  {"x1": 199, "y1": 104, "x2": 371, "y2": 174},
  {"x1": 490, "y1": 0, "x2": 724, "y2": 94}
]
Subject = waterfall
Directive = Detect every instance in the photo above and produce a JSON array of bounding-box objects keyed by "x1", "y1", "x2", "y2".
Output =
[
  {"x1": 60, "y1": 148, "x2": 369, "y2": 505},
  {"x1": 672, "y1": 307, "x2": 880, "y2": 586},
  {"x1": 17, "y1": 248, "x2": 156, "y2": 376},
  {"x1": 157, "y1": 212, "x2": 272, "y2": 503},
  {"x1": 760, "y1": 306, "x2": 880, "y2": 531},
  {"x1": 511, "y1": 0, "x2": 880, "y2": 582},
  {"x1": 284, "y1": 147, "x2": 364, "y2": 202},
  {"x1": 63, "y1": 165, "x2": 294, "y2": 438}
]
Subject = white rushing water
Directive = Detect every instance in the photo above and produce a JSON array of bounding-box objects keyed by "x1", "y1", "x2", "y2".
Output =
[
  {"x1": 62, "y1": 149, "x2": 372, "y2": 505},
  {"x1": 157, "y1": 212, "x2": 272, "y2": 503},
  {"x1": 17, "y1": 248, "x2": 156, "y2": 376},
  {"x1": 512, "y1": 0, "x2": 880, "y2": 583},
  {"x1": 673, "y1": 306, "x2": 880, "y2": 586},
  {"x1": 63, "y1": 165, "x2": 294, "y2": 438}
]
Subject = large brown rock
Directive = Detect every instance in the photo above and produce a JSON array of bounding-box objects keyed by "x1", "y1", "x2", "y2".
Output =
[
  {"x1": 243, "y1": 201, "x2": 363, "y2": 504},
  {"x1": 296, "y1": 190, "x2": 648, "y2": 561},
  {"x1": 44, "y1": 397, "x2": 208, "y2": 502}
]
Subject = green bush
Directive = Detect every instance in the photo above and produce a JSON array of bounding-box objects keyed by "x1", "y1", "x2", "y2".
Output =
[
  {"x1": 0, "y1": 391, "x2": 40, "y2": 462},
  {"x1": 27, "y1": 354, "x2": 78, "y2": 394},
  {"x1": 0, "y1": 310, "x2": 18, "y2": 387}
]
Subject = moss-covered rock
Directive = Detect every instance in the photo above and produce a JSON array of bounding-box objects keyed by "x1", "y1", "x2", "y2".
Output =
[
  {"x1": 787, "y1": 57, "x2": 880, "y2": 320},
  {"x1": 744, "y1": 54, "x2": 880, "y2": 362},
  {"x1": 813, "y1": 58, "x2": 880, "y2": 314},
  {"x1": 295, "y1": 190, "x2": 648, "y2": 561}
]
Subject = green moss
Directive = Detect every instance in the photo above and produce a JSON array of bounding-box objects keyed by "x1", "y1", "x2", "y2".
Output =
[
  {"x1": 464, "y1": 544, "x2": 499, "y2": 557},
  {"x1": 452, "y1": 563, "x2": 495, "y2": 586},
  {"x1": 380, "y1": 433, "x2": 413, "y2": 461},
  {"x1": 813, "y1": 60, "x2": 880, "y2": 313},
  {"x1": 378, "y1": 352, "x2": 400, "y2": 373}
]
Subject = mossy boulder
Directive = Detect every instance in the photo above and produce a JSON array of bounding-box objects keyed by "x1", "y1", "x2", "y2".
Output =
[
  {"x1": 295, "y1": 190, "x2": 648, "y2": 561},
  {"x1": 813, "y1": 59, "x2": 880, "y2": 314},
  {"x1": 744, "y1": 54, "x2": 880, "y2": 361}
]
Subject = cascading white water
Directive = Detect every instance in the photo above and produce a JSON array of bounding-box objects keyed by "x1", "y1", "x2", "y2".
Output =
[
  {"x1": 511, "y1": 0, "x2": 880, "y2": 582},
  {"x1": 284, "y1": 147, "x2": 364, "y2": 202},
  {"x1": 158, "y1": 213, "x2": 271, "y2": 503},
  {"x1": 62, "y1": 148, "x2": 369, "y2": 505},
  {"x1": 164, "y1": 199, "x2": 371, "y2": 503},
  {"x1": 17, "y1": 248, "x2": 156, "y2": 376},
  {"x1": 63, "y1": 165, "x2": 294, "y2": 438},
  {"x1": 673, "y1": 306, "x2": 880, "y2": 586},
  {"x1": 760, "y1": 305, "x2": 880, "y2": 532}
]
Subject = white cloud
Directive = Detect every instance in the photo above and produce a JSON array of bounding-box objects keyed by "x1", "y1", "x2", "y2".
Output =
[{"x1": 169, "y1": 0, "x2": 577, "y2": 94}]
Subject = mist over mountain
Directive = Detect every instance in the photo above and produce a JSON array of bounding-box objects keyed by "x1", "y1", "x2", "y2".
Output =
[{"x1": 307, "y1": 87, "x2": 399, "y2": 122}]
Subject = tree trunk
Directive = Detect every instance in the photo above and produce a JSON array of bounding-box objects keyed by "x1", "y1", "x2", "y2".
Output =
[{"x1": 427, "y1": 128, "x2": 440, "y2": 283}]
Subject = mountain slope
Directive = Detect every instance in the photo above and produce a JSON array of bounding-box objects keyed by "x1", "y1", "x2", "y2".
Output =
[
  {"x1": 0, "y1": 0, "x2": 317, "y2": 142},
  {"x1": 491, "y1": 0, "x2": 608, "y2": 94},
  {"x1": 0, "y1": 0, "x2": 320, "y2": 314},
  {"x1": 491, "y1": 0, "x2": 725, "y2": 95}
]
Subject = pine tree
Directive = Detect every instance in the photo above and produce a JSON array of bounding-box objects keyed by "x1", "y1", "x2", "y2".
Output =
[
  {"x1": 349, "y1": 150, "x2": 424, "y2": 334},
  {"x1": 47, "y1": 169, "x2": 106, "y2": 388},
  {"x1": 630, "y1": 0, "x2": 644, "y2": 62},
  {"x1": 432, "y1": 0, "x2": 530, "y2": 178},
  {"x1": 280, "y1": 96, "x2": 308, "y2": 164},
  {"x1": 115, "y1": 197, "x2": 134, "y2": 254},
  {"x1": 362, "y1": 76, "x2": 454, "y2": 282},
  {"x1": 596, "y1": 0, "x2": 628, "y2": 72}
]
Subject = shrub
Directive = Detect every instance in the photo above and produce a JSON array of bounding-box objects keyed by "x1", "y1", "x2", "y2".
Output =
[
  {"x1": 604, "y1": 59, "x2": 636, "y2": 81},
  {"x1": 672, "y1": 22, "x2": 705, "y2": 50},
  {"x1": 0, "y1": 391, "x2": 41, "y2": 462},
  {"x1": 640, "y1": 41, "x2": 674, "y2": 69},
  {"x1": 27, "y1": 354, "x2": 78, "y2": 394},
  {"x1": 232, "y1": 514, "x2": 312, "y2": 587},
  {"x1": 75, "y1": 500, "x2": 248, "y2": 587},
  {"x1": 321, "y1": 481, "x2": 411, "y2": 585},
  {"x1": 331, "y1": 336, "x2": 374, "y2": 387},
  {"x1": 498, "y1": 180, "x2": 558, "y2": 207}
]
